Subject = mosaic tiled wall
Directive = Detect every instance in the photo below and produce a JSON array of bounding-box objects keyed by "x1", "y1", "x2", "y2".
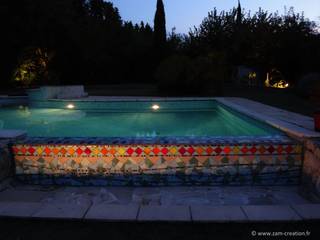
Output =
[{"x1": 12, "y1": 137, "x2": 303, "y2": 186}]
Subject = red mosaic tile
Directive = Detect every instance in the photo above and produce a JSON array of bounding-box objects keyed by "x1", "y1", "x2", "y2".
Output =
[
  {"x1": 60, "y1": 148, "x2": 67, "y2": 155},
  {"x1": 12, "y1": 146, "x2": 19, "y2": 154},
  {"x1": 52, "y1": 148, "x2": 60, "y2": 155},
  {"x1": 76, "y1": 148, "x2": 83, "y2": 155},
  {"x1": 84, "y1": 148, "x2": 92, "y2": 155},
  {"x1": 206, "y1": 147, "x2": 214, "y2": 155},
  {"x1": 250, "y1": 146, "x2": 257, "y2": 154},
  {"x1": 101, "y1": 147, "x2": 108, "y2": 155},
  {"x1": 20, "y1": 147, "x2": 27, "y2": 154},
  {"x1": 241, "y1": 146, "x2": 249, "y2": 154},
  {"x1": 285, "y1": 145, "x2": 293, "y2": 153},
  {"x1": 109, "y1": 148, "x2": 117, "y2": 155},
  {"x1": 126, "y1": 147, "x2": 134, "y2": 155},
  {"x1": 267, "y1": 145, "x2": 275, "y2": 153},
  {"x1": 277, "y1": 145, "x2": 283, "y2": 154},
  {"x1": 223, "y1": 146, "x2": 231, "y2": 154},
  {"x1": 161, "y1": 147, "x2": 169, "y2": 155},
  {"x1": 135, "y1": 147, "x2": 143, "y2": 155},
  {"x1": 196, "y1": 147, "x2": 204, "y2": 155},
  {"x1": 187, "y1": 147, "x2": 195, "y2": 155},
  {"x1": 152, "y1": 147, "x2": 161, "y2": 155},
  {"x1": 179, "y1": 147, "x2": 186, "y2": 155},
  {"x1": 28, "y1": 147, "x2": 36, "y2": 155},
  {"x1": 214, "y1": 147, "x2": 222, "y2": 154},
  {"x1": 44, "y1": 147, "x2": 51, "y2": 155}
]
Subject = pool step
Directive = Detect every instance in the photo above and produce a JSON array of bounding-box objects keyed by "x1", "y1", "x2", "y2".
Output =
[{"x1": 12, "y1": 136, "x2": 303, "y2": 186}]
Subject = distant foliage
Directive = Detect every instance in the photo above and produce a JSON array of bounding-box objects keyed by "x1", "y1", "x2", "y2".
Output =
[
  {"x1": 1, "y1": 0, "x2": 154, "y2": 85},
  {"x1": 296, "y1": 73, "x2": 320, "y2": 100},
  {"x1": 14, "y1": 48, "x2": 49, "y2": 87},
  {"x1": 1, "y1": 0, "x2": 320, "y2": 96},
  {"x1": 187, "y1": 7, "x2": 319, "y2": 85},
  {"x1": 155, "y1": 52, "x2": 228, "y2": 95}
]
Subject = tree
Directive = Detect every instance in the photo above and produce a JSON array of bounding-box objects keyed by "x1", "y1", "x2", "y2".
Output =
[
  {"x1": 154, "y1": 0, "x2": 166, "y2": 48},
  {"x1": 236, "y1": 0, "x2": 242, "y2": 25},
  {"x1": 13, "y1": 47, "x2": 50, "y2": 87}
]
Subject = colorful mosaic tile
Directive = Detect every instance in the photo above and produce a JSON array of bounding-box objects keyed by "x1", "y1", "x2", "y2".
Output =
[
  {"x1": 12, "y1": 136, "x2": 303, "y2": 186},
  {"x1": 13, "y1": 144, "x2": 302, "y2": 158}
]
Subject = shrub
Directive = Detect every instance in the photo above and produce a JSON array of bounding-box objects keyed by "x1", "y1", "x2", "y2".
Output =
[
  {"x1": 155, "y1": 53, "x2": 227, "y2": 96},
  {"x1": 13, "y1": 47, "x2": 49, "y2": 87},
  {"x1": 296, "y1": 73, "x2": 320, "y2": 100}
]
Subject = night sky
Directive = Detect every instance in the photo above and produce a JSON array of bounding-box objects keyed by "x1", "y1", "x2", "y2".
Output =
[{"x1": 110, "y1": 0, "x2": 320, "y2": 33}]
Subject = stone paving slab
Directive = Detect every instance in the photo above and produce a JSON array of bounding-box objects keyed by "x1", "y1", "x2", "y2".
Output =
[
  {"x1": 138, "y1": 205, "x2": 191, "y2": 222},
  {"x1": 292, "y1": 204, "x2": 320, "y2": 220},
  {"x1": 242, "y1": 205, "x2": 302, "y2": 221},
  {"x1": 0, "y1": 202, "x2": 42, "y2": 217},
  {"x1": 32, "y1": 203, "x2": 90, "y2": 219},
  {"x1": 85, "y1": 204, "x2": 139, "y2": 221},
  {"x1": 0, "y1": 189, "x2": 54, "y2": 202},
  {"x1": 191, "y1": 206, "x2": 247, "y2": 222}
]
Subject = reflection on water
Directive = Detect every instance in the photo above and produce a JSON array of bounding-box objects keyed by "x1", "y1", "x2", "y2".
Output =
[
  {"x1": 136, "y1": 131, "x2": 159, "y2": 137},
  {"x1": 17, "y1": 108, "x2": 86, "y2": 123},
  {"x1": 0, "y1": 120, "x2": 3, "y2": 129}
]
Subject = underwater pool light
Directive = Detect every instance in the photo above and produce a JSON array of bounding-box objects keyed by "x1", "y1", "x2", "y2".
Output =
[
  {"x1": 66, "y1": 104, "x2": 75, "y2": 109},
  {"x1": 152, "y1": 104, "x2": 160, "y2": 110}
]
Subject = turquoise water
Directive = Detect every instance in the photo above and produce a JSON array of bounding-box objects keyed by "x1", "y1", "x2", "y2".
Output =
[{"x1": 0, "y1": 102, "x2": 282, "y2": 137}]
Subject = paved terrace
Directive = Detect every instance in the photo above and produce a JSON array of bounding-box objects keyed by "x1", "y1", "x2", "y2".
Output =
[{"x1": 0, "y1": 182, "x2": 319, "y2": 222}]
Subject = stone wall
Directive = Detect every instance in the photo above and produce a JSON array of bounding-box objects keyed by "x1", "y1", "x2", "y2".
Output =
[
  {"x1": 0, "y1": 140, "x2": 14, "y2": 181},
  {"x1": 302, "y1": 139, "x2": 320, "y2": 197}
]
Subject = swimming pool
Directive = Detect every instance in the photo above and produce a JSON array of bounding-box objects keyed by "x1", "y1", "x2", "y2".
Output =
[
  {"x1": 0, "y1": 100, "x2": 281, "y2": 137},
  {"x1": 2, "y1": 98, "x2": 302, "y2": 186}
]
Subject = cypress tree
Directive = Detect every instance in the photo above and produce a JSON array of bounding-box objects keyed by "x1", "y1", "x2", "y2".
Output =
[
  {"x1": 236, "y1": 0, "x2": 242, "y2": 25},
  {"x1": 154, "y1": 0, "x2": 166, "y2": 48}
]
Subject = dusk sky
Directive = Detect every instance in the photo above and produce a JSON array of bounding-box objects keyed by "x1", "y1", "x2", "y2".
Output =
[{"x1": 110, "y1": 0, "x2": 320, "y2": 33}]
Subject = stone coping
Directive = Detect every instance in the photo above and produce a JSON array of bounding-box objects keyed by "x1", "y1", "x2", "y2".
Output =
[
  {"x1": 0, "y1": 202, "x2": 319, "y2": 222},
  {"x1": 0, "y1": 96, "x2": 27, "y2": 99},
  {"x1": 15, "y1": 135, "x2": 294, "y2": 145},
  {"x1": 47, "y1": 96, "x2": 217, "y2": 102},
  {"x1": 216, "y1": 97, "x2": 320, "y2": 138},
  {"x1": 0, "y1": 130, "x2": 27, "y2": 139}
]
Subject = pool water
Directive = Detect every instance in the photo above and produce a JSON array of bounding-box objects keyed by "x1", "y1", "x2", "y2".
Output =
[{"x1": 0, "y1": 102, "x2": 282, "y2": 137}]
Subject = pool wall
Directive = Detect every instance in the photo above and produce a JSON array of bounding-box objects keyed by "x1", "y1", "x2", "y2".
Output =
[
  {"x1": 28, "y1": 98, "x2": 218, "y2": 112},
  {"x1": 12, "y1": 137, "x2": 303, "y2": 186},
  {"x1": 0, "y1": 139, "x2": 14, "y2": 181},
  {"x1": 0, "y1": 96, "x2": 27, "y2": 107}
]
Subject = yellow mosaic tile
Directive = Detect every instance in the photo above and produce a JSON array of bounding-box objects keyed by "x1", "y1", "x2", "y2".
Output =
[{"x1": 169, "y1": 147, "x2": 177, "y2": 155}]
